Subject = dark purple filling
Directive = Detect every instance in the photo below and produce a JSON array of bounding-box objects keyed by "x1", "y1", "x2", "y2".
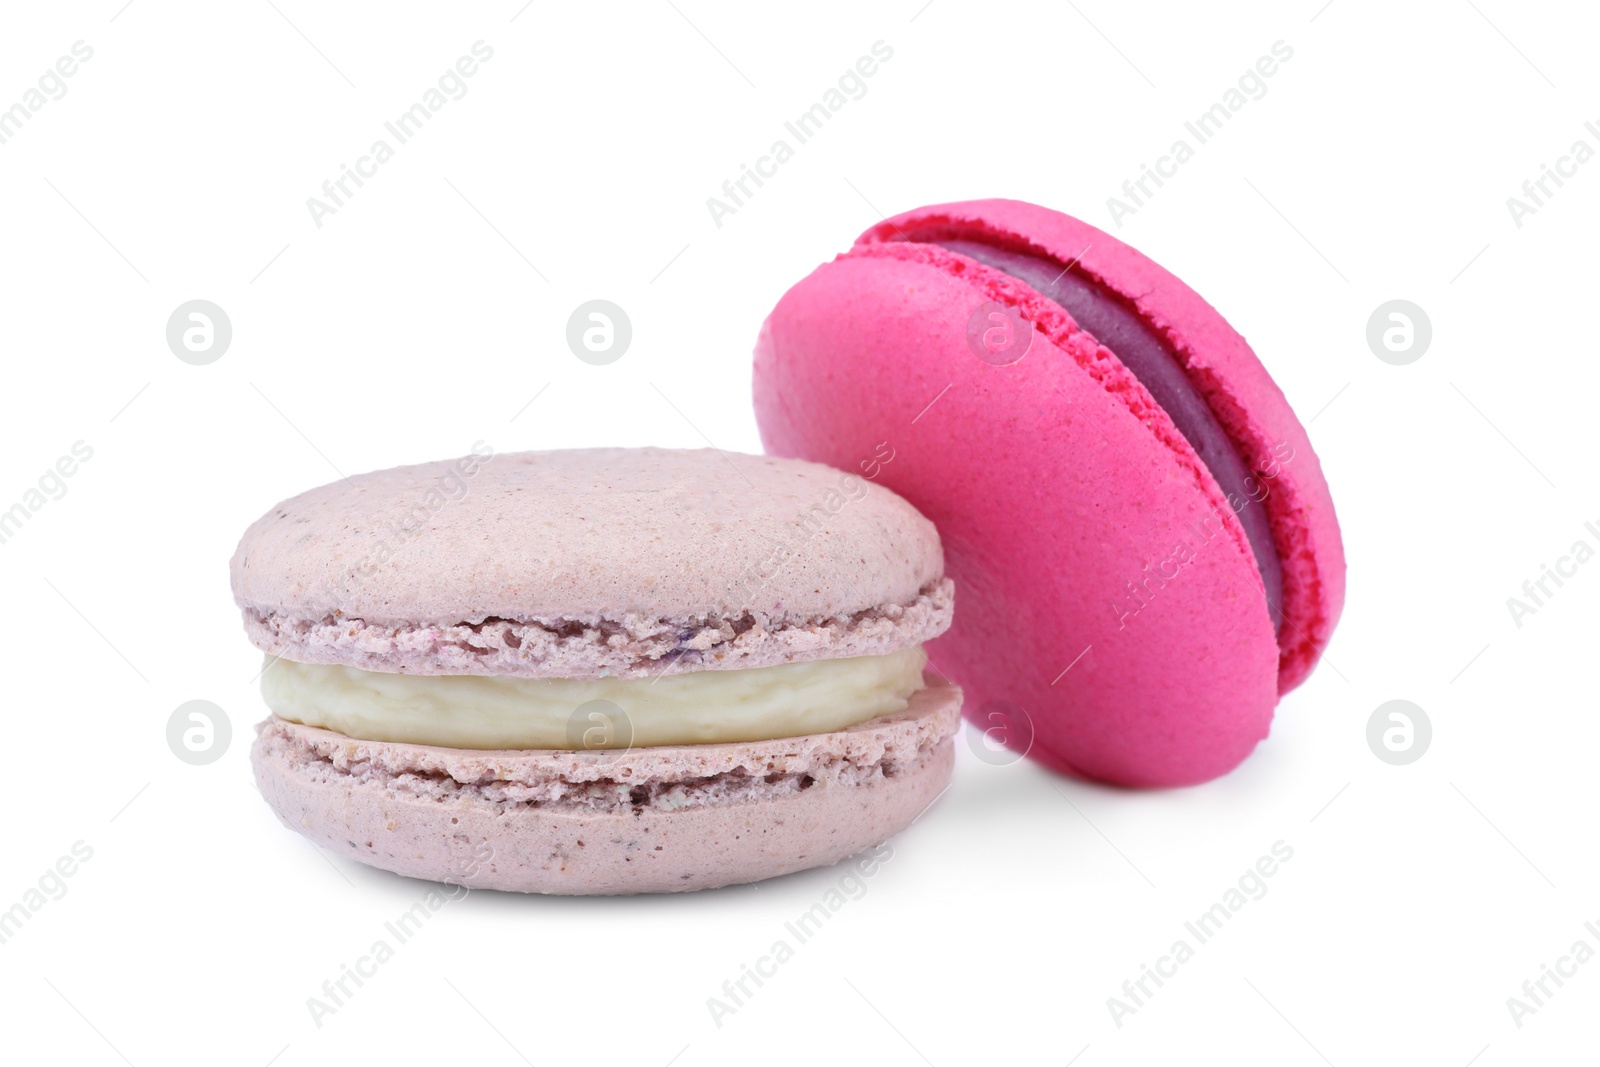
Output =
[{"x1": 938, "y1": 238, "x2": 1282, "y2": 630}]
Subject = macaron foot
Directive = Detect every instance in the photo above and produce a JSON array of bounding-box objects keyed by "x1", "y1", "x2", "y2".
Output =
[{"x1": 251, "y1": 674, "x2": 960, "y2": 894}]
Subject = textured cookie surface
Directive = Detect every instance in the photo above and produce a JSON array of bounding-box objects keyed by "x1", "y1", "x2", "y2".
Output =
[
  {"x1": 251, "y1": 674, "x2": 961, "y2": 894},
  {"x1": 232, "y1": 447, "x2": 952, "y2": 677}
]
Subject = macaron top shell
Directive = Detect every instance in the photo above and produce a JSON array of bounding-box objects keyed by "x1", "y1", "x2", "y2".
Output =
[
  {"x1": 858, "y1": 200, "x2": 1344, "y2": 691},
  {"x1": 231, "y1": 447, "x2": 952, "y2": 678}
]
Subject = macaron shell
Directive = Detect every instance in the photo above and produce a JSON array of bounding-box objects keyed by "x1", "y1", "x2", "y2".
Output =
[
  {"x1": 251, "y1": 675, "x2": 960, "y2": 894},
  {"x1": 755, "y1": 253, "x2": 1279, "y2": 786},
  {"x1": 231, "y1": 448, "x2": 944, "y2": 633},
  {"x1": 859, "y1": 199, "x2": 1345, "y2": 691}
]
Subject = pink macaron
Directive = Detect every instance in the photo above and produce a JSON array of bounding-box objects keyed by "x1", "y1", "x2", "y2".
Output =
[
  {"x1": 234, "y1": 447, "x2": 960, "y2": 893},
  {"x1": 753, "y1": 198, "x2": 1345, "y2": 787}
]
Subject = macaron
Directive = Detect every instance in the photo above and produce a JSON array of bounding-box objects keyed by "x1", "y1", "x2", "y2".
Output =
[
  {"x1": 233, "y1": 446, "x2": 959, "y2": 893},
  {"x1": 753, "y1": 198, "x2": 1345, "y2": 787}
]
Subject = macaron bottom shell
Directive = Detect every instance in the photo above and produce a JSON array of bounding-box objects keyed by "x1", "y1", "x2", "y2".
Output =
[{"x1": 251, "y1": 674, "x2": 960, "y2": 894}]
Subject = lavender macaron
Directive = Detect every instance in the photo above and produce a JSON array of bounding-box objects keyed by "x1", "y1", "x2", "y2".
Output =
[{"x1": 233, "y1": 447, "x2": 959, "y2": 894}]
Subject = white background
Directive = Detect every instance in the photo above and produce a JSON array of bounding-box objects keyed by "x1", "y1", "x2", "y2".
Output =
[{"x1": 0, "y1": 1, "x2": 1594, "y2": 1064}]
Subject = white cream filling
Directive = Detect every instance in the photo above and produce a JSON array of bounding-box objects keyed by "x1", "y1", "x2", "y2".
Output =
[{"x1": 260, "y1": 646, "x2": 928, "y2": 749}]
